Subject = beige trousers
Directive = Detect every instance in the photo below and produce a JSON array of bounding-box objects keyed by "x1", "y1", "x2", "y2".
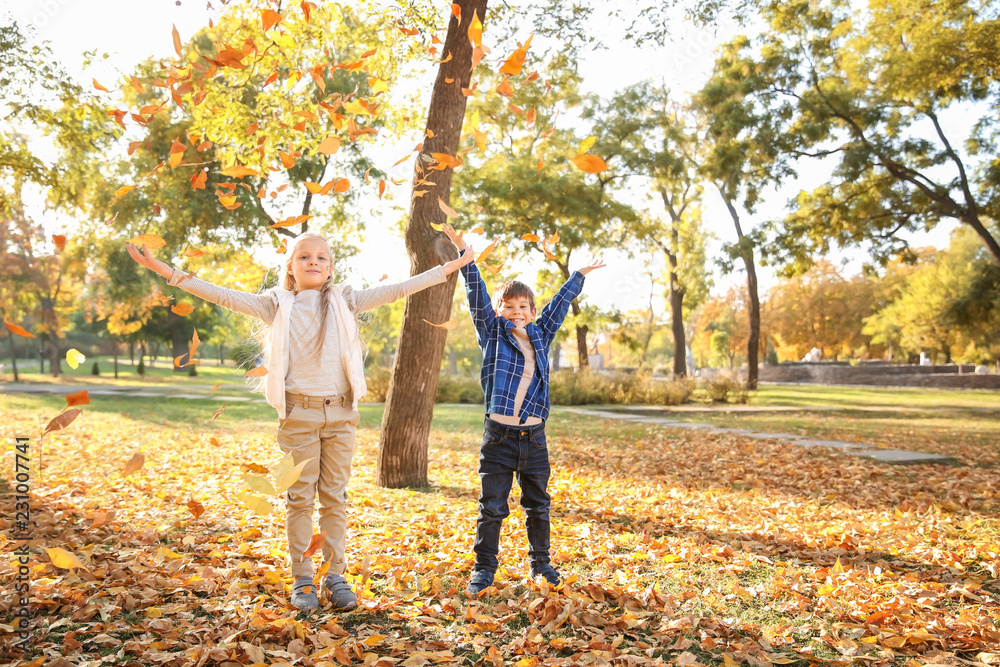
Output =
[{"x1": 276, "y1": 393, "x2": 360, "y2": 578}]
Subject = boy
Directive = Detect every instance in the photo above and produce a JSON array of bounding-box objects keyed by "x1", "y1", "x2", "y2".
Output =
[{"x1": 443, "y1": 224, "x2": 605, "y2": 593}]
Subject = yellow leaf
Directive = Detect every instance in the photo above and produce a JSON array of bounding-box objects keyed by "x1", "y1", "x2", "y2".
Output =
[
  {"x1": 475, "y1": 239, "x2": 498, "y2": 264},
  {"x1": 114, "y1": 185, "x2": 136, "y2": 199},
  {"x1": 237, "y1": 493, "x2": 273, "y2": 516},
  {"x1": 430, "y1": 222, "x2": 445, "y2": 232},
  {"x1": 577, "y1": 135, "x2": 597, "y2": 155},
  {"x1": 570, "y1": 154, "x2": 607, "y2": 173},
  {"x1": 66, "y1": 348, "x2": 86, "y2": 369},
  {"x1": 274, "y1": 453, "x2": 312, "y2": 495},
  {"x1": 93, "y1": 78, "x2": 110, "y2": 93},
  {"x1": 127, "y1": 234, "x2": 167, "y2": 249},
  {"x1": 156, "y1": 546, "x2": 183, "y2": 560},
  {"x1": 243, "y1": 474, "x2": 278, "y2": 497},
  {"x1": 46, "y1": 547, "x2": 89, "y2": 571}
]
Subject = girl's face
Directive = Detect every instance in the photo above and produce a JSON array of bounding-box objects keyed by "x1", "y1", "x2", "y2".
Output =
[{"x1": 288, "y1": 238, "x2": 333, "y2": 291}]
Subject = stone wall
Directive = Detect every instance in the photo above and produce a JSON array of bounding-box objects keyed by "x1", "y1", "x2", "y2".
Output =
[{"x1": 757, "y1": 362, "x2": 1000, "y2": 389}]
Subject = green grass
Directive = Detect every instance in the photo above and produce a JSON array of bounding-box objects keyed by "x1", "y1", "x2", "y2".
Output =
[
  {"x1": 1, "y1": 355, "x2": 249, "y2": 387},
  {"x1": 750, "y1": 383, "x2": 1000, "y2": 409}
]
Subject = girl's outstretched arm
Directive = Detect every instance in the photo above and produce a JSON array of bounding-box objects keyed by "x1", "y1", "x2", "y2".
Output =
[
  {"x1": 126, "y1": 243, "x2": 278, "y2": 323},
  {"x1": 349, "y1": 245, "x2": 475, "y2": 313}
]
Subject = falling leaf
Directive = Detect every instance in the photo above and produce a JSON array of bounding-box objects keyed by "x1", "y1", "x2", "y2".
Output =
[
  {"x1": 211, "y1": 404, "x2": 226, "y2": 421},
  {"x1": 245, "y1": 122, "x2": 259, "y2": 135},
  {"x1": 333, "y1": 178, "x2": 350, "y2": 193},
  {"x1": 378, "y1": 179, "x2": 386, "y2": 200},
  {"x1": 180, "y1": 499, "x2": 204, "y2": 520},
  {"x1": 184, "y1": 249, "x2": 205, "y2": 257},
  {"x1": 191, "y1": 170, "x2": 208, "y2": 190},
  {"x1": 423, "y1": 319, "x2": 461, "y2": 330},
  {"x1": 46, "y1": 547, "x2": 89, "y2": 571},
  {"x1": 93, "y1": 78, "x2": 110, "y2": 92},
  {"x1": 526, "y1": 107, "x2": 537, "y2": 125},
  {"x1": 280, "y1": 151, "x2": 296, "y2": 169},
  {"x1": 243, "y1": 474, "x2": 277, "y2": 496},
  {"x1": 274, "y1": 452, "x2": 312, "y2": 495},
  {"x1": 244, "y1": 366, "x2": 269, "y2": 377},
  {"x1": 123, "y1": 451, "x2": 146, "y2": 476},
  {"x1": 467, "y1": 10, "x2": 482, "y2": 48},
  {"x1": 545, "y1": 231, "x2": 559, "y2": 245},
  {"x1": 271, "y1": 214, "x2": 312, "y2": 229},
  {"x1": 430, "y1": 222, "x2": 445, "y2": 232},
  {"x1": 302, "y1": 531, "x2": 327, "y2": 558},
  {"x1": 430, "y1": 152, "x2": 462, "y2": 170},
  {"x1": 261, "y1": 8, "x2": 283, "y2": 31},
  {"x1": 379, "y1": 274, "x2": 388, "y2": 281},
  {"x1": 171, "y1": 24, "x2": 182, "y2": 57},
  {"x1": 499, "y1": 34, "x2": 533, "y2": 76},
  {"x1": 171, "y1": 303, "x2": 195, "y2": 316},
  {"x1": 475, "y1": 239, "x2": 498, "y2": 264},
  {"x1": 66, "y1": 349, "x2": 86, "y2": 370},
  {"x1": 44, "y1": 409, "x2": 81, "y2": 435},
  {"x1": 577, "y1": 136, "x2": 597, "y2": 155},
  {"x1": 521, "y1": 234, "x2": 540, "y2": 242},
  {"x1": 237, "y1": 493, "x2": 272, "y2": 516},
  {"x1": 65, "y1": 390, "x2": 89, "y2": 407},
  {"x1": 4, "y1": 316, "x2": 34, "y2": 338},
  {"x1": 438, "y1": 198, "x2": 459, "y2": 218},
  {"x1": 317, "y1": 136, "x2": 341, "y2": 155},
  {"x1": 471, "y1": 226, "x2": 484, "y2": 234},
  {"x1": 451, "y1": 3, "x2": 461, "y2": 24},
  {"x1": 210, "y1": 382, "x2": 222, "y2": 395},
  {"x1": 127, "y1": 234, "x2": 167, "y2": 249},
  {"x1": 219, "y1": 165, "x2": 258, "y2": 178},
  {"x1": 496, "y1": 78, "x2": 515, "y2": 98},
  {"x1": 571, "y1": 154, "x2": 608, "y2": 173},
  {"x1": 114, "y1": 185, "x2": 136, "y2": 199}
]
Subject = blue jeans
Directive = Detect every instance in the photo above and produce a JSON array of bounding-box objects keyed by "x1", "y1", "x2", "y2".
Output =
[{"x1": 473, "y1": 417, "x2": 552, "y2": 574}]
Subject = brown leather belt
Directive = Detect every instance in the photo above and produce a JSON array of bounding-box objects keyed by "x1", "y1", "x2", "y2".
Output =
[{"x1": 285, "y1": 392, "x2": 348, "y2": 409}]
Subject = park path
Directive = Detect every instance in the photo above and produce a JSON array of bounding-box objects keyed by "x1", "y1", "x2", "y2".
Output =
[{"x1": 2, "y1": 383, "x2": 956, "y2": 464}]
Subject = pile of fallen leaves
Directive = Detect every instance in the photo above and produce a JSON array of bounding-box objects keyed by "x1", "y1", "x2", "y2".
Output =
[{"x1": 1, "y1": 397, "x2": 999, "y2": 667}]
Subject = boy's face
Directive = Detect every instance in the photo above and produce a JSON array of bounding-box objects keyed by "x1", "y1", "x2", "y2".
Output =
[{"x1": 497, "y1": 296, "x2": 537, "y2": 328}]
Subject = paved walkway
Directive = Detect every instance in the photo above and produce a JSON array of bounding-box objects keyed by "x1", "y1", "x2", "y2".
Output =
[
  {"x1": 561, "y1": 407, "x2": 956, "y2": 465},
  {"x1": 3, "y1": 383, "x2": 957, "y2": 465}
]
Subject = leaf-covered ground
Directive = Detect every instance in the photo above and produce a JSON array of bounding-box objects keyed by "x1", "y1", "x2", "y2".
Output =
[{"x1": 2, "y1": 394, "x2": 999, "y2": 667}]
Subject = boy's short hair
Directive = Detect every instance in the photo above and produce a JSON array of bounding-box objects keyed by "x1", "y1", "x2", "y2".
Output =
[{"x1": 492, "y1": 280, "x2": 535, "y2": 312}]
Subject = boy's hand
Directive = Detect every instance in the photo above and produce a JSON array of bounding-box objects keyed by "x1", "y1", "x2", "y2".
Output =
[
  {"x1": 578, "y1": 258, "x2": 606, "y2": 276},
  {"x1": 126, "y1": 243, "x2": 174, "y2": 280},
  {"x1": 442, "y1": 223, "x2": 468, "y2": 251},
  {"x1": 442, "y1": 244, "x2": 476, "y2": 275}
]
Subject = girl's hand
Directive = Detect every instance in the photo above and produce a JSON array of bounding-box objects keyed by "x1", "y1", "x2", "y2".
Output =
[
  {"x1": 578, "y1": 258, "x2": 606, "y2": 276},
  {"x1": 126, "y1": 243, "x2": 174, "y2": 280},
  {"x1": 442, "y1": 223, "x2": 467, "y2": 251},
  {"x1": 442, "y1": 244, "x2": 475, "y2": 275}
]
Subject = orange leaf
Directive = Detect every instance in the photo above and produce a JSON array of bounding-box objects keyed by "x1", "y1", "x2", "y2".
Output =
[
  {"x1": 545, "y1": 231, "x2": 560, "y2": 245},
  {"x1": 280, "y1": 151, "x2": 296, "y2": 169},
  {"x1": 423, "y1": 318, "x2": 461, "y2": 331},
  {"x1": 123, "y1": 451, "x2": 145, "y2": 476},
  {"x1": 244, "y1": 366, "x2": 269, "y2": 377},
  {"x1": 570, "y1": 154, "x2": 607, "y2": 173},
  {"x1": 127, "y1": 234, "x2": 167, "y2": 249},
  {"x1": 475, "y1": 239, "x2": 498, "y2": 264},
  {"x1": 184, "y1": 249, "x2": 205, "y2": 257},
  {"x1": 467, "y1": 10, "x2": 482, "y2": 48},
  {"x1": 521, "y1": 233, "x2": 540, "y2": 242},
  {"x1": 45, "y1": 409, "x2": 81, "y2": 435},
  {"x1": 451, "y1": 3, "x2": 461, "y2": 24},
  {"x1": 171, "y1": 24, "x2": 182, "y2": 57},
  {"x1": 171, "y1": 303, "x2": 195, "y2": 316},
  {"x1": 127, "y1": 141, "x2": 144, "y2": 156},
  {"x1": 114, "y1": 185, "x2": 136, "y2": 199},
  {"x1": 499, "y1": 34, "x2": 533, "y2": 76},
  {"x1": 471, "y1": 226, "x2": 484, "y2": 234},
  {"x1": 378, "y1": 179, "x2": 386, "y2": 200},
  {"x1": 317, "y1": 136, "x2": 341, "y2": 155},
  {"x1": 93, "y1": 78, "x2": 110, "y2": 93},
  {"x1": 261, "y1": 9, "x2": 283, "y2": 31},
  {"x1": 438, "y1": 198, "x2": 458, "y2": 218},
  {"x1": 220, "y1": 165, "x2": 258, "y2": 178},
  {"x1": 186, "y1": 499, "x2": 205, "y2": 519},
  {"x1": 526, "y1": 107, "x2": 536, "y2": 125},
  {"x1": 497, "y1": 78, "x2": 515, "y2": 98},
  {"x1": 191, "y1": 170, "x2": 207, "y2": 190},
  {"x1": 212, "y1": 404, "x2": 226, "y2": 421},
  {"x1": 245, "y1": 122, "x2": 259, "y2": 135},
  {"x1": 271, "y1": 214, "x2": 312, "y2": 229},
  {"x1": 302, "y1": 531, "x2": 327, "y2": 558},
  {"x1": 52, "y1": 234, "x2": 67, "y2": 251},
  {"x1": 430, "y1": 152, "x2": 462, "y2": 170},
  {"x1": 332, "y1": 178, "x2": 350, "y2": 193},
  {"x1": 210, "y1": 382, "x2": 222, "y2": 395},
  {"x1": 65, "y1": 390, "x2": 90, "y2": 407}
]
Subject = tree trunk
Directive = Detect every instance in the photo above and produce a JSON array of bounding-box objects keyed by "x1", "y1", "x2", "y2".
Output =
[
  {"x1": 169, "y1": 310, "x2": 190, "y2": 373},
  {"x1": 7, "y1": 331, "x2": 19, "y2": 382},
  {"x1": 552, "y1": 341, "x2": 560, "y2": 370},
  {"x1": 113, "y1": 338, "x2": 119, "y2": 379},
  {"x1": 49, "y1": 335, "x2": 60, "y2": 377},
  {"x1": 669, "y1": 282, "x2": 686, "y2": 377},
  {"x1": 376, "y1": 0, "x2": 489, "y2": 489},
  {"x1": 219, "y1": 340, "x2": 225, "y2": 365},
  {"x1": 128, "y1": 340, "x2": 135, "y2": 364},
  {"x1": 568, "y1": 299, "x2": 589, "y2": 368},
  {"x1": 742, "y1": 249, "x2": 761, "y2": 390},
  {"x1": 39, "y1": 342, "x2": 45, "y2": 374}
]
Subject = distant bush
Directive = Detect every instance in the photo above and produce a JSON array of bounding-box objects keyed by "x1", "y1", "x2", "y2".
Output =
[
  {"x1": 704, "y1": 374, "x2": 749, "y2": 404},
  {"x1": 550, "y1": 369, "x2": 695, "y2": 406},
  {"x1": 91, "y1": 361, "x2": 100, "y2": 376},
  {"x1": 137, "y1": 357, "x2": 145, "y2": 376}
]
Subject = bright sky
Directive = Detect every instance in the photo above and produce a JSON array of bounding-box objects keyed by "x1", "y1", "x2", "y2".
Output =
[{"x1": 6, "y1": 0, "x2": 957, "y2": 316}]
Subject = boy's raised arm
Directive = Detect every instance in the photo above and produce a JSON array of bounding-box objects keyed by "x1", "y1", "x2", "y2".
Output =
[
  {"x1": 536, "y1": 258, "x2": 605, "y2": 343},
  {"x1": 443, "y1": 224, "x2": 496, "y2": 341}
]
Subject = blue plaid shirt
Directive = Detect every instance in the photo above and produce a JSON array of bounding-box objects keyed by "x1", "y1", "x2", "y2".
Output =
[{"x1": 458, "y1": 252, "x2": 585, "y2": 423}]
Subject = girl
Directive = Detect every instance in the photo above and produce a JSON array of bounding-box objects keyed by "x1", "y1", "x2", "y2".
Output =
[{"x1": 127, "y1": 233, "x2": 473, "y2": 610}]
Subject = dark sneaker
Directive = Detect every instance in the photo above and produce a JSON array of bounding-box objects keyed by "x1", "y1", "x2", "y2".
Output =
[
  {"x1": 290, "y1": 576, "x2": 319, "y2": 611},
  {"x1": 530, "y1": 564, "x2": 561, "y2": 587},
  {"x1": 323, "y1": 572, "x2": 358, "y2": 610},
  {"x1": 466, "y1": 569, "x2": 495, "y2": 594}
]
